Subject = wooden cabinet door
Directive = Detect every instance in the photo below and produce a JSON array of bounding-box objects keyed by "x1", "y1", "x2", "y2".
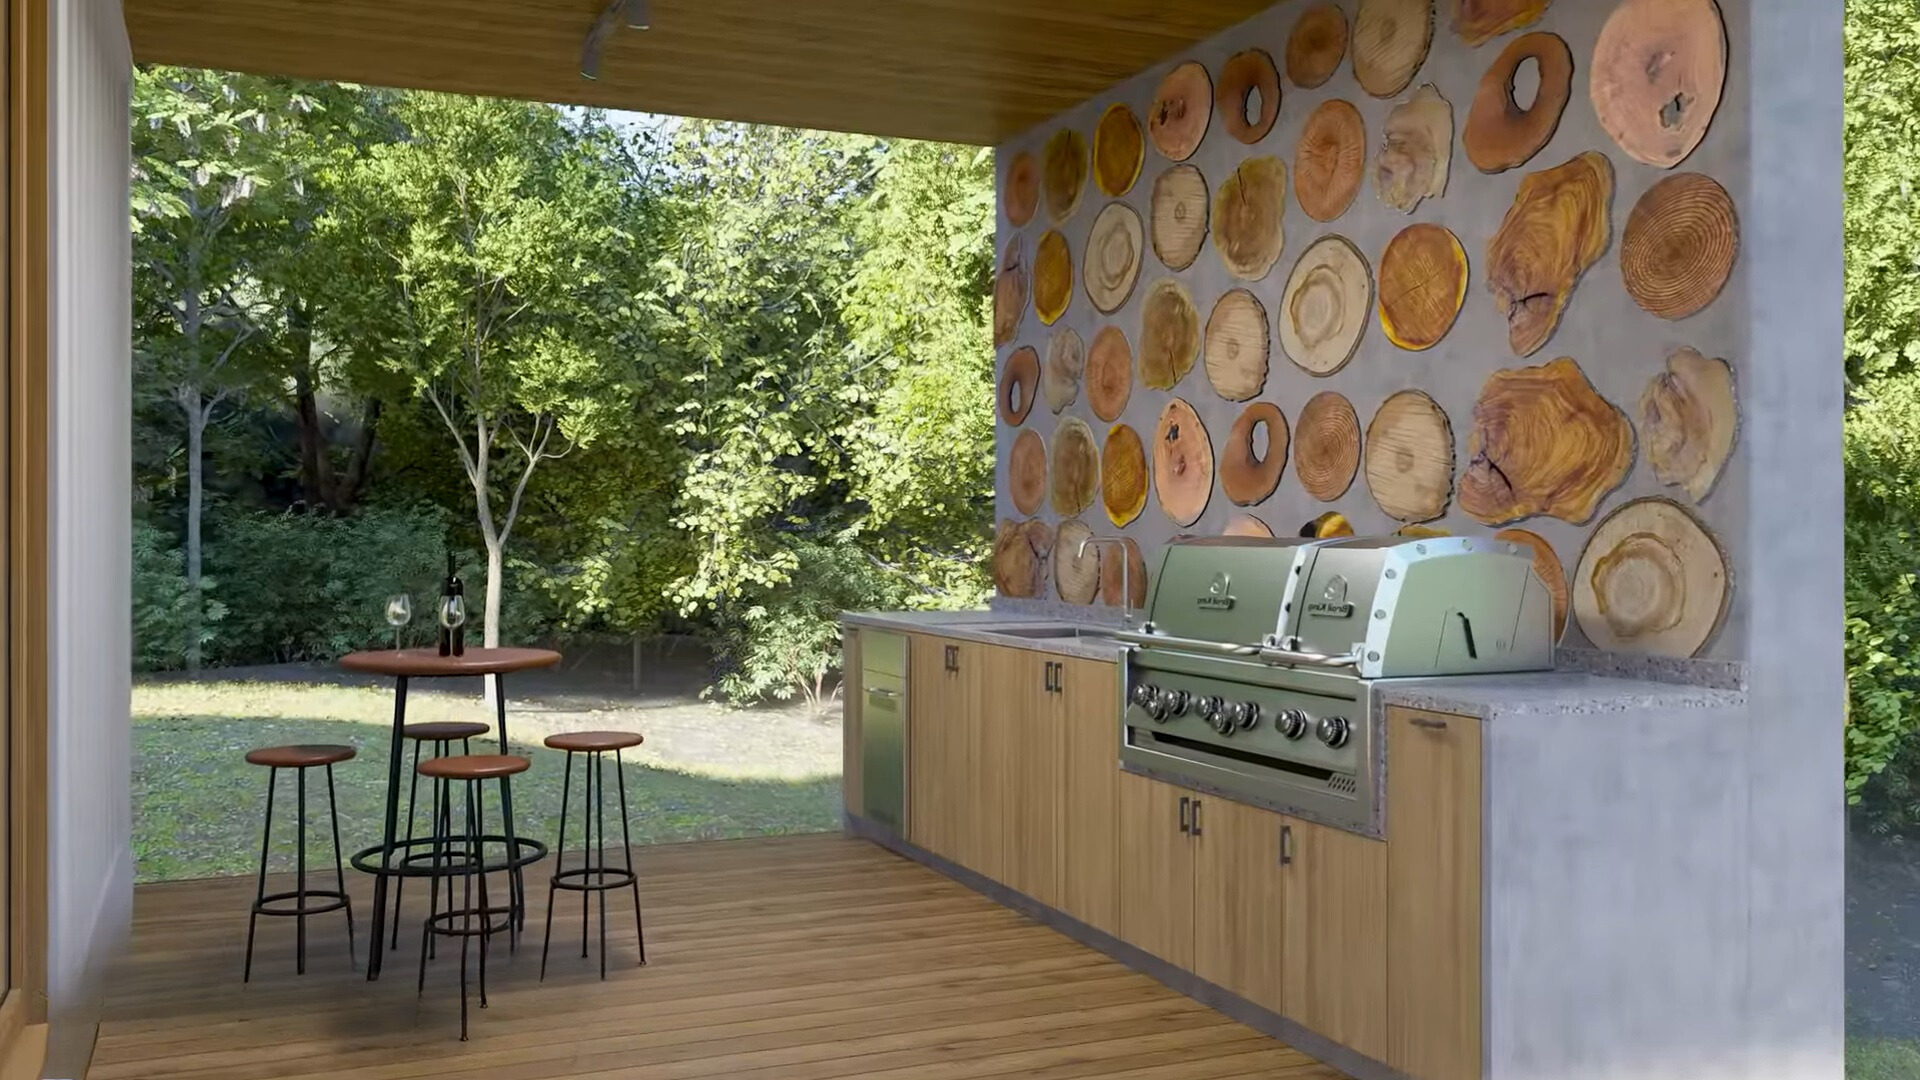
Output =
[
  {"x1": 1057, "y1": 657, "x2": 1120, "y2": 936},
  {"x1": 948, "y1": 640, "x2": 999, "y2": 878},
  {"x1": 1193, "y1": 796, "x2": 1287, "y2": 1013},
  {"x1": 997, "y1": 648, "x2": 1060, "y2": 906},
  {"x1": 1116, "y1": 771, "x2": 1195, "y2": 969},
  {"x1": 906, "y1": 634, "x2": 953, "y2": 858},
  {"x1": 1284, "y1": 816, "x2": 1389, "y2": 1060},
  {"x1": 1387, "y1": 707, "x2": 1483, "y2": 1080}
]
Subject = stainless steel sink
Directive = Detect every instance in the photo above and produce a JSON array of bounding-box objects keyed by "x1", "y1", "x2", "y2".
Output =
[{"x1": 989, "y1": 625, "x2": 1119, "y2": 641}]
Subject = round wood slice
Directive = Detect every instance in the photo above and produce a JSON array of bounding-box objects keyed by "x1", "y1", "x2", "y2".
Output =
[
  {"x1": 1295, "y1": 100, "x2": 1366, "y2": 223},
  {"x1": 1205, "y1": 289, "x2": 1270, "y2": 402},
  {"x1": 1353, "y1": 0, "x2": 1435, "y2": 99},
  {"x1": 1043, "y1": 327, "x2": 1086, "y2": 414},
  {"x1": 1043, "y1": 128, "x2": 1090, "y2": 223},
  {"x1": 998, "y1": 345, "x2": 1040, "y2": 426},
  {"x1": 1376, "y1": 83, "x2": 1453, "y2": 214},
  {"x1": 1150, "y1": 61, "x2": 1214, "y2": 162},
  {"x1": 1451, "y1": 0, "x2": 1550, "y2": 46},
  {"x1": 1033, "y1": 229, "x2": 1073, "y2": 325},
  {"x1": 1140, "y1": 277, "x2": 1201, "y2": 390},
  {"x1": 1225, "y1": 514, "x2": 1275, "y2": 538},
  {"x1": 1573, "y1": 497, "x2": 1729, "y2": 657},
  {"x1": 1486, "y1": 152, "x2": 1614, "y2": 357},
  {"x1": 1151, "y1": 165, "x2": 1209, "y2": 271},
  {"x1": 993, "y1": 240, "x2": 1028, "y2": 348},
  {"x1": 1464, "y1": 31, "x2": 1573, "y2": 174},
  {"x1": 1621, "y1": 173, "x2": 1738, "y2": 321},
  {"x1": 1495, "y1": 527, "x2": 1569, "y2": 642},
  {"x1": 1302, "y1": 511, "x2": 1356, "y2": 538},
  {"x1": 1212, "y1": 156, "x2": 1287, "y2": 281},
  {"x1": 1054, "y1": 519, "x2": 1102, "y2": 605},
  {"x1": 1100, "y1": 536, "x2": 1150, "y2": 609},
  {"x1": 1222, "y1": 401, "x2": 1288, "y2": 506},
  {"x1": 1102, "y1": 422, "x2": 1149, "y2": 527},
  {"x1": 1296, "y1": 391, "x2": 1362, "y2": 501},
  {"x1": 1378, "y1": 223, "x2": 1468, "y2": 351},
  {"x1": 1280, "y1": 235, "x2": 1373, "y2": 377},
  {"x1": 993, "y1": 518, "x2": 1048, "y2": 599},
  {"x1": 1086, "y1": 326, "x2": 1134, "y2": 423},
  {"x1": 1005, "y1": 151, "x2": 1040, "y2": 228},
  {"x1": 1459, "y1": 357, "x2": 1635, "y2": 526},
  {"x1": 1093, "y1": 103, "x2": 1146, "y2": 197},
  {"x1": 1640, "y1": 347, "x2": 1736, "y2": 502},
  {"x1": 1153, "y1": 398, "x2": 1214, "y2": 527},
  {"x1": 1218, "y1": 49, "x2": 1281, "y2": 144},
  {"x1": 1084, "y1": 202, "x2": 1145, "y2": 314},
  {"x1": 1288, "y1": 4, "x2": 1349, "y2": 89},
  {"x1": 1050, "y1": 417, "x2": 1100, "y2": 517},
  {"x1": 1591, "y1": 0, "x2": 1726, "y2": 169},
  {"x1": 1009, "y1": 429, "x2": 1047, "y2": 515},
  {"x1": 1365, "y1": 390, "x2": 1454, "y2": 523}
]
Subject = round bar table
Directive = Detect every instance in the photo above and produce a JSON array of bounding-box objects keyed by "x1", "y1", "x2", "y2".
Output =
[{"x1": 339, "y1": 647, "x2": 561, "y2": 980}]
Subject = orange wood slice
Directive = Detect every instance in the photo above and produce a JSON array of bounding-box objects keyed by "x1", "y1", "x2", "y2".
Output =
[
  {"x1": 1101, "y1": 422, "x2": 1149, "y2": 527},
  {"x1": 1151, "y1": 165, "x2": 1209, "y2": 271},
  {"x1": 1365, "y1": 389, "x2": 1454, "y2": 523},
  {"x1": 998, "y1": 345, "x2": 1040, "y2": 426},
  {"x1": 1459, "y1": 357, "x2": 1635, "y2": 526},
  {"x1": 1218, "y1": 49, "x2": 1281, "y2": 145},
  {"x1": 1100, "y1": 536, "x2": 1150, "y2": 609},
  {"x1": 1640, "y1": 347, "x2": 1736, "y2": 502},
  {"x1": 1043, "y1": 327, "x2": 1086, "y2": 414},
  {"x1": 1005, "y1": 151, "x2": 1040, "y2": 228},
  {"x1": 1464, "y1": 31, "x2": 1573, "y2": 174},
  {"x1": 1204, "y1": 289, "x2": 1270, "y2": 402},
  {"x1": 1296, "y1": 391, "x2": 1362, "y2": 501},
  {"x1": 1033, "y1": 229, "x2": 1073, "y2": 325},
  {"x1": 1212, "y1": 156, "x2": 1287, "y2": 281},
  {"x1": 1302, "y1": 511, "x2": 1356, "y2": 538},
  {"x1": 1621, "y1": 173, "x2": 1738, "y2": 321},
  {"x1": 993, "y1": 518, "x2": 1048, "y2": 599},
  {"x1": 1150, "y1": 61, "x2": 1214, "y2": 163},
  {"x1": 1153, "y1": 398, "x2": 1214, "y2": 527},
  {"x1": 1280, "y1": 235, "x2": 1373, "y2": 376},
  {"x1": 1139, "y1": 277, "x2": 1201, "y2": 390},
  {"x1": 1486, "y1": 152, "x2": 1614, "y2": 357},
  {"x1": 1222, "y1": 401, "x2": 1288, "y2": 506},
  {"x1": 1288, "y1": 4, "x2": 1350, "y2": 89},
  {"x1": 1224, "y1": 514, "x2": 1275, "y2": 538},
  {"x1": 1376, "y1": 84, "x2": 1452, "y2": 214},
  {"x1": 1054, "y1": 519, "x2": 1102, "y2": 605},
  {"x1": 1084, "y1": 201, "x2": 1144, "y2": 314},
  {"x1": 1378, "y1": 223, "x2": 1468, "y2": 351},
  {"x1": 1591, "y1": 0, "x2": 1727, "y2": 169},
  {"x1": 1396, "y1": 524, "x2": 1451, "y2": 538},
  {"x1": 1050, "y1": 417, "x2": 1100, "y2": 518},
  {"x1": 1495, "y1": 527, "x2": 1569, "y2": 641},
  {"x1": 1573, "y1": 497, "x2": 1729, "y2": 657},
  {"x1": 1009, "y1": 429, "x2": 1047, "y2": 515},
  {"x1": 1452, "y1": 0, "x2": 1550, "y2": 46},
  {"x1": 1353, "y1": 0, "x2": 1435, "y2": 99},
  {"x1": 1085, "y1": 326, "x2": 1134, "y2": 423},
  {"x1": 993, "y1": 240, "x2": 1027, "y2": 348},
  {"x1": 1295, "y1": 100, "x2": 1367, "y2": 223},
  {"x1": 1042, "y1": 127, "x2": 1090, "y2": 223},
  {"x1": 1093, "y1": 103, "x2": 1146, "y2": 197}
]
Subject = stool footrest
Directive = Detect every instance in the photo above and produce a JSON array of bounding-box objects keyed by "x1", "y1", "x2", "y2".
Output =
[
  {"x1": 425, "y1": 906, "x2": 514, "y2": 940},
  {"x1": 253, "y1": 889, "x2": 352, "y2": 919},
  {"x1": 550, "y1": 866, "x2": 638, "y2": 893}
]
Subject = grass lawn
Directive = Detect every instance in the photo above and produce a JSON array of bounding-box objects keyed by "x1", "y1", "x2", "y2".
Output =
[{"x1": 1850, "y1": 1038, "x2": 1920, "y2": 1080}]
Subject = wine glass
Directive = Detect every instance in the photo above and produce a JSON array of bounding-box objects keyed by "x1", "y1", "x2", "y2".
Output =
[
  {"x1": 439, "y1": 593, "x2": 467, "y2": 655},
  {"x1": 384, "y1": 594, "x2": 412, "y2": 650}
]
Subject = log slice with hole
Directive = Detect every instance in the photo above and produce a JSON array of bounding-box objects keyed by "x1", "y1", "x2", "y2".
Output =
[
  {"x1": 1376, "y1": 84, "x2": 1453, "y2": 214},
  {"x1": 1140, "y1": 277, "x2": 1201, "y2": 390},
  {"x1": 1378, "y1": 222, "x2": 1468, "y2": 351},
  {"x1": 1085, "y1": 326, "x2": 1133, "y2": 423},
  {"x1": 1151, "y1": 165, "x2": 1209, "y2": 270},
  {"x1": 1212, "y1": 156, "x2": 1288, "y2": 281},
  {"x1": 1102, "y1": 423, "x2": 1149, "y2": 527},
  {"x1": 1573, "y1": 497, "x2": 1729, "y2": 657},
  {"x1": 1093, "y1": 103, "x2": 1146, "y2": 197},
  {"x1": 1620, "y1": 172, "x2": 1738, "y2": 320},
  {"x1": 1591, "y1": 0, "x2": 1727, "y2": 169},
  {"x1": 1009, "y1": 429, "x2": 1047, "y2": 516},
  {"x1": 1296, "y1": 391, "x2": 1362, "y2": 501},
  {"x1": 1288, "y1": 4, "x2": 1350, "y2": 89},
  {"x1": 1353, "y1": 0, "x2": 1435, "y2": 99},
  {"x1": 1050, "y1": 417, "x2": 1101, "y2": 517},
  {"x1": 1640, "y1": 347, "x2": 1736, "y2": 502},
  {"x1": 1153, "y1": 398, "x2": 1214, "y2": 527},
  {"x1": 1365, "y1": 389, "x2": 1454, "y2": 523},
  {"x1": 1486, "y1": 151, "x2": 1614, "y2": 357},
  {"x1": 1296, "y1": 100, "x2": 1367, "y2": 223},
  {"x1": 1218, "y1": 49, "x2": 1281, "y2": 144},
  {"x1": 1222, "y1": 402, "x2": 1289, "y2": 506},
  {"x1": 1459, "y1": 357, "x2": 1635, "y2": 525},
  {"x1": 998, "y1": 345, "x2": 1040, "y2": 426},
  {"x1": 1465, "y1": 31, "x2": 1572, "y2": 174},
  {"x1": 1204, "y1": 289, "x2": 1271, "y2": 402},
  {"x1": 1150, "y1": 61, "x2": 1214, "y2": 162}
]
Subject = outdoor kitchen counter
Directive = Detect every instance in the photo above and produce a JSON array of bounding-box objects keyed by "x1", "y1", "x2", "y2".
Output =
[
  {"x1": 1372, "y1": 672, "x2": 1745, "y2": 721},
  {"x1": 840, "y1": 610, "x2": 1127, "y2": 663}
]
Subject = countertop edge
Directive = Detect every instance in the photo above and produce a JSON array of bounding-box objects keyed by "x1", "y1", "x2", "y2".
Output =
[{"x1": 841, "y1": 611, "x2": 1125, "y2": 662}]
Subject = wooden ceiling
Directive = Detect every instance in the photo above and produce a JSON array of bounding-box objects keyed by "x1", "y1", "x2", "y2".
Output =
[{"x1": 121, "y1": 0, "x2": 1278, "y2": 145}]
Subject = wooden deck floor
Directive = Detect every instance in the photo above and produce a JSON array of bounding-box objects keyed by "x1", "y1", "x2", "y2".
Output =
[{"x1": 91, "y1": 832, "x2": 1349, "y2": 1080}]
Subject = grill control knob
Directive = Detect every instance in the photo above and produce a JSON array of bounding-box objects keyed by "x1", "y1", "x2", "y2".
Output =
[
  {"x1": 1158, "y1": 688, "x2": 1192, "y2": 717},
  {"x1": 1317, "y1": 715, "x2": 1352, "y2": 749},
  {"x1": 1196, "y1": 695, "x2": 1225, "y2": 722},
  {"x1": 1229, "y1": 701, "x2": 1261, "y2": 730},
  {"x1": 1277, "y1": 708, "x2": 1309, "y2": 740},
  {"x1": 1130, "y1": 684, "x2": 1158, "y2": 709},
  {"x1": 1210, "y1": 710, "x2": 1237, "y2": 736}
]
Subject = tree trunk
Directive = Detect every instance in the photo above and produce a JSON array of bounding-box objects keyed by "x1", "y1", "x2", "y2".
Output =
[
  {"x1": 292, "y1": 364, "x2": 332, "y2": 511},
  {"x1": 184, "y1": 395, "x2": 206, "y2": 672},
  {"x1": 483, "y1": 538, "x2": 503, "y2": 650}
]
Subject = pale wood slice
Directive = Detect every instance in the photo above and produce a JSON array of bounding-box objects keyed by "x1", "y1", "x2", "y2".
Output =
[
  {"x1": 1050, "y1": 416, "x2": 1100, "y2": 517},
  {"x1": 1084, "y1": 201, "x2": 1144, "y2": 314},
  {"x1": 1218, "y1": 49, "x2": 1281, "y2": 144},
  {"x1": 1464, "y1": 31, "x2": 1573, "y2": 174},
  {"x1": 1151, "y1": 165, "x2": 1209, "y2": 271},
  {"x1": 1224, "y1": 514, "x2": 1275, "y2": 537},
  {"x1": 1150, "y1": 61, "x2": 1214, "y2": 162},
  {"x1": 1093, "y1": 103, "x2": 1145, "y2": 197},
  {"x1": 1153, "y1": 398, "x2": 1215, "y2": 527},
  {"x1": 1101, "y1": 422, "x2": 1149, "y2": 527},
  {"x1": 1459, "y1": 357, "x2": 1634, "y2": 525},
  {"x1": 1376, "y1": 83, "x2": 1453, "y2": 214},
  {"x1": 993, "y1": 240, "x2": 1027, "y2": 348},
  {"x1": 1621, "y1": 172, "x2": 1738, "y2": 320},
  {"x1": 1296, "y1": 391, "x2": 1362, "y2": 501},
  {"x1": 1288, "y1": 4, "x2": 1350, "y2": 89},
  {"x1": 1486, "y1": 151, "x2": 1614, "y2": 357},
  {"x1": 1042, "y1": 327, "x2": 1086, "y2": 414},
  {"x1": 1212, "y1": 156, "x2": 1288, "y2": 280},
  {"x1": 1573, "y1": 497, "x2": 1729, "y2": 657},
  {"x1": 1302, "y1": 511, "x2": 1356, "y2": 538},
  {"x1": 1495, "y1": 527, "x2": 1569, "y2": 641},
  {"x1": 1033, "y1": 229, "x2": 1074, "y2": 325},
  {"x1": 1591, "y1": 0, "x2": 1727, "y2": 169},
  {"x1": 998, "y1": 345, "x2": 1040, "y2": 427},
  {"x1": 1365, "y1": 389, "x2": 1454, "y2": 523},
  {"x1": 1005, "y1": 151, "x2": 1040, "y2": 227},
  {"x1": 1280, "y1": 234, "x2": 1373, "y2": 376},
  {"x1": 1354, "y1": 0, "x2": 1435, "y2": 99},
  {"x1": 1009, "y1": 428, "x2": 1047, "y2": 516},
  {"x1": 1378, "y1": 222, "x2": 1468, "y2": 351},
  {"x1": 1204, "y1": 288, "x2": 1270, "y2": 402},
  {"x1": 1452, "y1": 0, "x2": 1550, "y2": 45},
  {"x1": 1640, "y1": 347, "x2": 1736, "y2": 502},
  {"x1": 1054, "y1": 519, "x2": 1102, "y2": 605},
  {"x1": 1295, "y1": 100, "x2": 1367, "y2": 223},
  {"x1": 1222, "y1": 401, "x2": 1288, "y2": 506},
  {"x1": 1139, "y1": 277, "x2": 1201, "y2": 390},
  {"x1": 993, "y1": 518, "x2": 1047, "y2": 599},
  {"x1": 1085, "y1": 326, "x2": 1134, "y2": 423},
  {"x1": 1100, "y1": 536, "x2": 1150, "y2": 609},
  {"x1": 1043, "y1": 127, "x2": 1090, "y2": 223}
]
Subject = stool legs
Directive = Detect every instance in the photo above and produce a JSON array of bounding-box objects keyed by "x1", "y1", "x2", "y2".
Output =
[
  {"x1": 539, "y1": 750, "x2": 573, "y2": 981},
  {"x1": 244, "y1": 764, "x2": 356, "y2": 983},
  {"x1": 326, "y1": 764, "x2": 358, "y2": 973},
  {"x1": 540, "y1": 748, "x2": 646, "y2": 981},
  {"x1": 615, "y1": 749, "x2": 647, "y2": 966},
  {"x1": 244, "y1": 767, "x2": 278, "y2": 983},
  {"x1": 418, "y1": 771, "x2": 513, "y2": 1042}
]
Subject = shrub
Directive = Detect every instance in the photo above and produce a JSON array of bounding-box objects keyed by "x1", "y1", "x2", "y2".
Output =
[{"x1": 132, "y1": 519, "x2": 223, "y2": 671}]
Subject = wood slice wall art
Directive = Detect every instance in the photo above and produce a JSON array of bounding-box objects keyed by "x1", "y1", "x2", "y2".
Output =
[
  {"x1": 1043, "y1": 327, "x2": 1086, "y2": 413},
  {"x1": 1297, "y1": 391, "x2": 1363, "y2": 501},
  {"x1": 1225, "y1": 514, "x2": 1275, "y2": 537},
  {"x1": 1464, "y1": 32, "x2": 1572, "y2": 174},
  {"x1": 1365, "y1": 389, "x2": 1454, "y2": 523},
  {"x1": 998, "y1": 345, "x2": 1039, "y2": 426},
  {"x1": 1086, "y1": 326, "x2": 1134, "y2": 422},
  {"x1": 1153, "y1": 398, "x2": 1215, "y2": 527},
  {"x1": 1218, "y1": 49, "x2": 1281, "y2": 144},
  {"x1": 1396, "y1": 524, "x2": 1450, "y2": 538},
  {"x1": 1621, "y1": 173, "x2": 1738, "y2": 321},
  {"x1": 1085, "y1": 202, "x2": 1145, "y2": 314},
  {"x1": 1378, "y1": 223, "x2": 1468, "y2": 351},
  {"x1": 1152, "y1": 165, "x2": 1210, "y2": 271},
  {"x1": 1140, "y1": 277, "x2": 1202, "y2": 389},
  {"x1": 993, "y1": 241, "x2": 1027, "y2": 347},
  {"x1": 1093, "y1": 104, "x2": 1146, "y2": 197},
  {"x1": 1050, "y1": 416, "x2": 1101, "y2": 517},
  {"x1": 1281, "y1": 235, "x2": 1372, "y2": 376},
  {"x1": 1295, "y1": 100, "x2": 1367, "y2": 223},
  {"x1": 1009, "y1": 429, "x2": 1047, "y2": 515},
  {"x1": 1212, "y1": 156, "x2": 1288, "y2": 280},
  {"x1": 1376, "y1": 83, "x2": 1453, "y2": 214},
  {"x1": 1353, "y1": 0, "x2": 1435, "y2": 99},
  {"x1": 1591, "y1": 0, "x2": 1727, "y2": 170},
  {"x1": 1451, "y1": 0, "x2": 1550, "y2": 46},
  {"x1": 1043, "y1": 128, "x2": 1090, "y2": 223},
  {"x1": 1033, "y1": 229, "x2": 1074, "y2": 325},
  {"x1": 1055, "y1": 519, "x2": 1102, "y2": 605},
  {"x1": 1640, "y1": 347, "x2": 1736, "y2": 502},
  {"x1": 1222, "y1": 401, "x2": 1289, "y2": 506},
  {"x1": 1494, "y1": 527, "x2": 1569, "y2": 641},
  {"x1": 1302, "y1": 511, "x2": 1356, "y2": 538},
  {"x1": 993, "y1": 518, "x2": 1052, "y2": 599},
  {"x1": 1005, "y1": 151, "x2": 1040, "y2": 228},
  {"x1": 1102, "y1": 423, "x2": 1150, "y2": 527},
  {"x1": 1485, "y1": 151, "x2": 1614, "y2": 357},
  {"x1": 1101, "y1": 537, "x2": 1149, "y2": 609},
  {"x1": 1204, "y1": 289, "x2": 1270, "y2": 402},
  {"x1": 1288, "y1": 5, "x2": 1350, "y2": 90},
  {"x1": 1573, "y1": 497, "x2": 1729, "y2": 658},
  {"x1": 1458, "y1": 357, "x2": 1634, "y2": 526},
  {"x1": 1150, "y1": 61, "x2": 1214, "y2": 162}
]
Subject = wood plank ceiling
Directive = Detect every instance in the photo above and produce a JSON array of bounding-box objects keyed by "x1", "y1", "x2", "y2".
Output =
[{"x1": 120, "y1": 0, "x2": 1278, "y2": 145}]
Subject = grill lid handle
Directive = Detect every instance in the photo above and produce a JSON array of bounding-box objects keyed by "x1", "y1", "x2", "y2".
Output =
[{"x1": 1115, "y1": 626, "x2": 1358, "y2": 670}]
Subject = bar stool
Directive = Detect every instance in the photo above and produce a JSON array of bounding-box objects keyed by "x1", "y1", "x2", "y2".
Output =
[
  {"x1": 243, "y1": 744, "x2": 358, "y2": 982},
  {"x1": 540, "y1": 731, "x2": 647, "y2": 980},
  {"x1": 389, "y1": 720, "x2": 492, "y2": 950}
]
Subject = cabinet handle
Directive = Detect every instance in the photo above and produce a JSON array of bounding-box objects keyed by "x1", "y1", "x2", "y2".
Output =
[
  {"x1": 945, "y1": 645, "x2": 958, "y2": 673},
  {"x1": 1178, "y1": 796, "x2": 1191, "y2": 835},
  {"x1": 1043, "y1": 662, "x2": 1056, "y2": 693},
  {"x1": 1279, "y1": 824, "x2": 1293, "y2": 866},
  {"x1": 1409, "y1": 716, "x2": 1449, "y2": 731},
  {"x1": 1054, "y1": 662, "x2": 1063, "y2": 694},
  {"x1": 1189, "y1": 799, "x2": 1203, "y2": 837}
]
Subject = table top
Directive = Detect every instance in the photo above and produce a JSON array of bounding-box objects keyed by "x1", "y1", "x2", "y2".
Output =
[{"x1": 338, "y1": 646, "x2": 562, "y2": 678}]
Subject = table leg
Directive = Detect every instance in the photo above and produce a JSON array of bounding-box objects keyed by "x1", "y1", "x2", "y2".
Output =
[
  {"x1": 367, "y1": 675, "x2": 410, "y2": 980},
  {"x1": 494, "y1": 672, "x2": 525, "y2": 929}
]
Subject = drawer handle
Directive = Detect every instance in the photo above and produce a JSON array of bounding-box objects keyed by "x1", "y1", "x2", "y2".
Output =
[
  {"x1": 1189, "y1": 798, "x2": 1203, "y2": 838},
  {"x1": 866, "y1": 687, "x2": 899, "y2": 701},
  {"x1": 1279, "y1": 824, "x2": 1293, "y2": 866},
  {"x1": 1410, "y1": 716, "x2": 1449, "y2": 731},
  {"x1": 1177, "y1": 796, "x2": 1191, "y2": 835}
]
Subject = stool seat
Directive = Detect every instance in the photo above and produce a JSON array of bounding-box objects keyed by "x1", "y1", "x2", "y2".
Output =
[
  {"x1": 418, "y1": 754, "x2": 530, "y2": 781},
  {"x1": 544, "y1": 731, "x2": 644, "y2": 753},
  {"x1": 403, "y1": 721, "x2": 492, "y2": 742},
  {"x1": 246, "y1": 744, "x2": 357, "y2": 769}
]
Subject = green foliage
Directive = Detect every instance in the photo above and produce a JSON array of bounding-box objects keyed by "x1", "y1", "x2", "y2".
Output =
[
  {"x1": 1845, "y1": 0, "x2": 1920, "y2": 385},
  {"x1": 132, "y1": 520, "x2": 222, "y2": 672}
]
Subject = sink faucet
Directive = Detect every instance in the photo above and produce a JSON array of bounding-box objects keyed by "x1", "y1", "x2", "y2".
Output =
[{"x1": 1078, "y1": 536, "x2": 1136, "y2": 629}]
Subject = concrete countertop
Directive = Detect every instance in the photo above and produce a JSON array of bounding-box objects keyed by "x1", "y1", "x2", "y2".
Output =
[{"x1": 842, "y1": 610, "x2": 1127, "y2": 663}]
